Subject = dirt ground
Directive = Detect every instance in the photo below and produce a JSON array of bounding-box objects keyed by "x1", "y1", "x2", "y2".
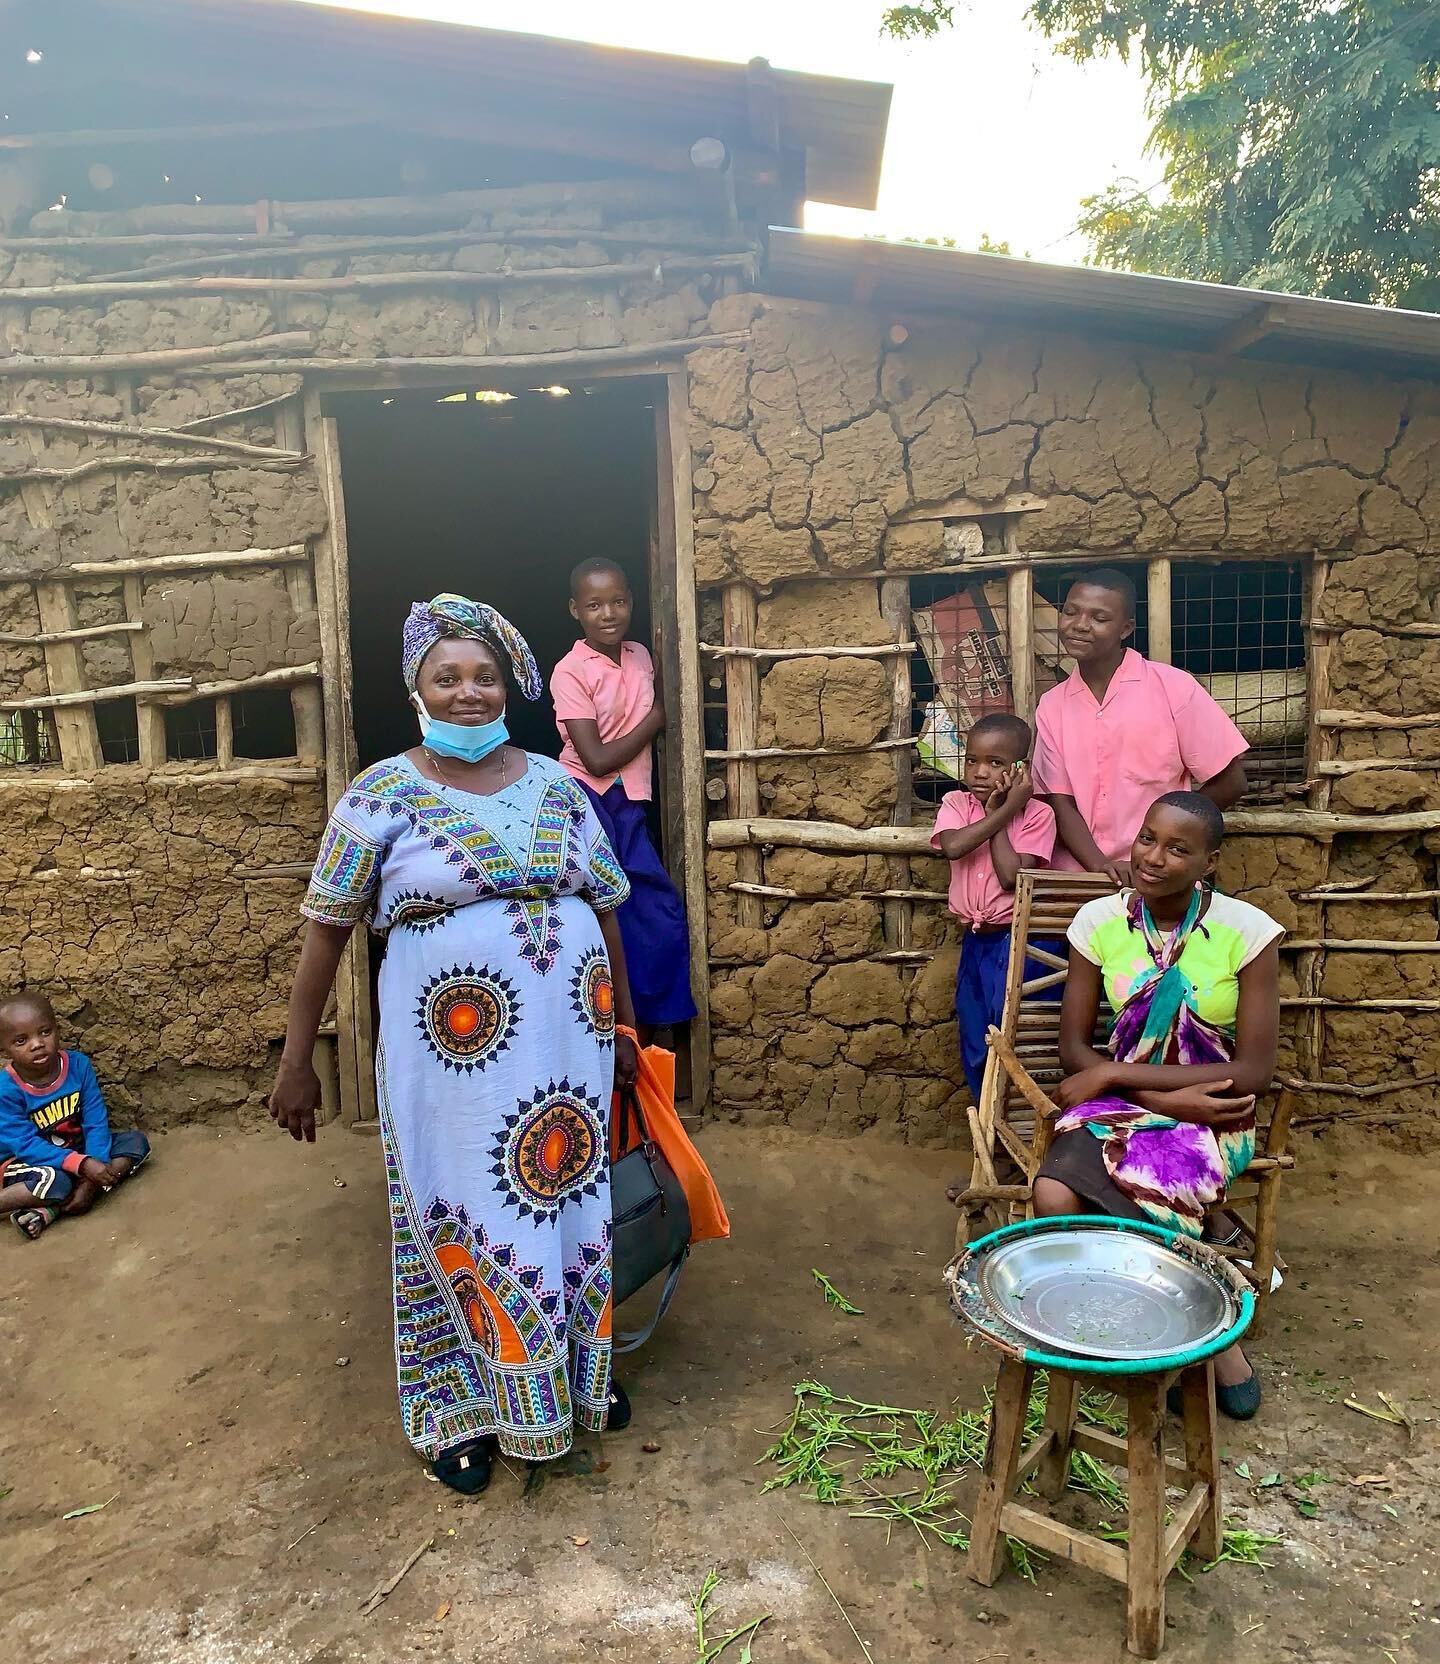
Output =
[{"x1": 5, "y1": 1120, "x2": 1438, "y2": 1664}]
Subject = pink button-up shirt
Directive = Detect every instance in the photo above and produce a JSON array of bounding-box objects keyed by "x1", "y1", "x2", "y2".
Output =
[
  {"x1": 550, "y1": 638, "x2": 655, "y2": 801},
  {"x1": 1032, "y1": 649, "x2": 1247, "y2": 868},
  {"x1": 929, "y1": 790, "x2": 1058, "y2": 926}
]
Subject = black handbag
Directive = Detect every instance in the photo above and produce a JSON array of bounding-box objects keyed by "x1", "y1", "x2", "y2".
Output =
[{"x1": 610, "y1": 1084, "x2": 690, "y2": 1354}]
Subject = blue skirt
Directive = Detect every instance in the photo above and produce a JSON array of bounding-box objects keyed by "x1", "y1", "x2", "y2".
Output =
[
  {"x1": 955, "y1": 929, "x2": 1065, "y2": 1100},
  {"x1": 580, "y1": 781, "x2": 697, "y2": 1027}
]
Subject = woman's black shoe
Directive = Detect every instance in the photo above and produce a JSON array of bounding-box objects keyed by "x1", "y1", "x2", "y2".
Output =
[
  {"x1": 431, "y1": 1436, "x2": 496, "y2": 1494},
  {"x1": 606, "y1": 1380, "x2": 632, "y2": 1431}
]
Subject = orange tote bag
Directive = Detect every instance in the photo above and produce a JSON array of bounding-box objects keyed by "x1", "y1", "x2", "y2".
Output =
[{"x1": 610, "y1": 1038, "x2": 730, "y2": 1246}]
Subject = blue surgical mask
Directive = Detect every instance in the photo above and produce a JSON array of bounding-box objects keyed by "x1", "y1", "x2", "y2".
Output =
[{"x1": 411, "y1": 692, "x2": 509, "y2": 763}]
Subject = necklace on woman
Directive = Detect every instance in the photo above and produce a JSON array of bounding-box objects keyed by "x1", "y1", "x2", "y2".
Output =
[{"x1": 424, "y1": 744, "x2": 508, "y2": 793}]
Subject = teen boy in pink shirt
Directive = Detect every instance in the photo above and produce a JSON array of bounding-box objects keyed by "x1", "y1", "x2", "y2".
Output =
[
  {"x1": 931, "y1": 713, "x2": 1059, "y2": 1101},
  {"x1": 1032, "y1": 569, "x2": 1248, "y2": 882}
]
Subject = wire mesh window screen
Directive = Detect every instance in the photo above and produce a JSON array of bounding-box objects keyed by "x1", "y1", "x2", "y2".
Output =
[
  {"x1": 164, "y1": 698, "x2": 218, "y2": 762},
  {"x1": 95, "y1": 698, "x2": 140, "y2": 764},
  {"x1": 1170, "y1": 560, "x2": 1306, "y2": 801},
  {"x1": 0, "y1": 709, "x2": 60, "y2": 767}
]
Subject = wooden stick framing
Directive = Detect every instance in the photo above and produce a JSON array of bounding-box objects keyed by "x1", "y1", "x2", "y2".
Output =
[
  {"x1": 722, "y1": 584, "x2": 763, "y2": 930},
  {"x1": 87, "y1": 228, "x2": 755, "y2": 282},
  {"x1": 664, "y1": 368, "x2": 713, "y2": 1109},
  {"x1": 0, "y1": 412, "x2": 303, "y2": 461},
  {"x1": 1, "y1": 675, "x2": 190, "y2": 711},
  {"x1": 880, "y1": 575, "x2": 915, "y2": 956},
  {"x1": 704, "y1": 736, "x2": 917, "y2": 763},
  {"x1": 700, "y1": 641, "x2": 916, "y2": 660},
  {"x1": 149, "y1": 662, "x2": 321, "y2": 707},
  {"x1": 1, "y1": 452, "x2": 303, "y2": 486},
  {"x1": 0, "y1": 620, "x2": 142, "y2": 646},
  {"x1": 0, "y1": 330, "x2": 314, "y2": 377},
  {"x1": 0, "y1": 254, "x2": 754, "y2": 306},
  {"x1": 179, "y1": 332, "x2": 750, "y2": 381},
  {"x1": 68, "y1": 545, "x2": 308, "y2": 577}
]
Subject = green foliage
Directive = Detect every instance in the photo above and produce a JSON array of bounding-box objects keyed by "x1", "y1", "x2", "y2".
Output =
[
  {"x1": 759, "y1": 1376, "x2": 1280, "y2": 1579},
  {"x1": 886, "y1": 1, "x2": 1440, "y2": 307},
  {"x1": 881, "y1": 2, "x2": 957, "y2": 41}
]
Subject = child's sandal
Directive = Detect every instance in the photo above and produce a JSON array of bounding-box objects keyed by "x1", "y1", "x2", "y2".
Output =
[{"x1": 13, "y1": 1206, "x2": 58, "y2": 1240}]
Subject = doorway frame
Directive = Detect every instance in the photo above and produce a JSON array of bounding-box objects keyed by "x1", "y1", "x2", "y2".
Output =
[{"x1": 304, "y1": 360, "x2": 711, "y2": 1124}]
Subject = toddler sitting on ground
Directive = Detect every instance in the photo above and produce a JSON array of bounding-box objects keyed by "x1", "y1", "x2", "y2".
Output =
[{"x1": 0, "y1": 992, "x2": 149, "y2": 1240}]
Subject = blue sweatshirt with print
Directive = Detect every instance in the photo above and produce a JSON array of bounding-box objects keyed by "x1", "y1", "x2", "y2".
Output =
[{"x1": 0, "y1": 1051, "x2": 112, "y2": 1175}]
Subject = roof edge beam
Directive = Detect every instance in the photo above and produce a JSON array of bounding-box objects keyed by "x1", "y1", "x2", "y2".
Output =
[{"x1": 1211, "y1": 300, "x2": 1284, "y2": 358}]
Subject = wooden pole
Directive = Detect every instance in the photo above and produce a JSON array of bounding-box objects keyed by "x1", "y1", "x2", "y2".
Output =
[
  {"x1": 177, "y1": 332, "x2": 751, "y2": 381},
  {"x1": 0, "y1": 330, "x2": 314, "y2": 377},
  {"x1": 699, "y1": 641, "x2": 915, "y2": 660},
  {"x1": 1006, "y1": 564, "x2": 1035, "y2": 720},
  {"x1": 68, "y1": 545, "x2": 308, "y2": 577},
  {"x1": 122, "y1": 576, "x2": 166, "y2": 768},
  {"x1": 273, "y1": 397, "x2": 327, "y2": 767},
  {"x1": 0, "y1": 254, "x2": 753, "y2": 306},
  {"x1": 309, "y1": 403, "x2": 373, "y2": 1124},
  {"x1": 0, "y1": 675, "x2": 190, "y2": 712},
  {"x1": 722, "y1": 584, "x2": 763, "y2": 931},
  {"x1": 148, "y1": 662, "x2": 321, "y2": 707},
  {"x1": 0, "y1": 620, "x2": 142, "y2": 646},
  {"x1": 0, "y1": 452, "x2": 303, "y2": 486},
  {"x1": 1146, "y1": 557, "x2": 1172, "y2": 664},
  {"x1": 0, "y1": 412, "x2": 302, "y2": 461},
  {"x1": 665, "y1": 367, "x2": 712, "y2": 1110},
  {"x1": 880, "y1": 576, "x2": 915, "y2": 956},
  {"x1": 88, "y1": 227, "x2": 753, "y2": 282}
]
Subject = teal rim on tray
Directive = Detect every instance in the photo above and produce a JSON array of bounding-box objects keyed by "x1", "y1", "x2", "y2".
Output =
[{"x1": 946, "y1": 1215, "x2": 1255, "y2": 1376}]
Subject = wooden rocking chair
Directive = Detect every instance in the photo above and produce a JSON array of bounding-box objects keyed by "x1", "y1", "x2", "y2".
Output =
[{"x1": 952, "y1": 870, "x2": 1295, "y2": 1334}]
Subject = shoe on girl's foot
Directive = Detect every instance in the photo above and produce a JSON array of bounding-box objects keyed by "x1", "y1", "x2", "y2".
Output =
[
  {"x1": 1216, "y1": 1373, "x2": 1262, "y2": 1420},
  {"x1": 606, "y1": 1381, "x2": 632, "y2": 1432},
  {"x1": 430, "y1": 1436, "x2": 496, "y2": 1495},
  {"x1": 12, "y1": 1206, "x2": 57, "y2": 1240},
  {"x1": 1167, "y1": 1372, "x2": 1262, "y2": 1421}
]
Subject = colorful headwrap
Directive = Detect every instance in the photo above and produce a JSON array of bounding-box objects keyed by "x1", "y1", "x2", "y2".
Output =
[{"x1": 401, "y1": 593, "x2": 542, "y2": 701}]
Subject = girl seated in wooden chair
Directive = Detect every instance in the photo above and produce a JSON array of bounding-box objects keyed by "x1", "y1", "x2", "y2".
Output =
[{"x1": 1034, "y1": 790, "x2": 1282, "y2": 1419}]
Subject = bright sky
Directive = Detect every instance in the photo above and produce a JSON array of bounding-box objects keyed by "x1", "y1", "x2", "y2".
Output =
[{"x1": 289, "y1": 0, "x2": 1156, "y2": 262}]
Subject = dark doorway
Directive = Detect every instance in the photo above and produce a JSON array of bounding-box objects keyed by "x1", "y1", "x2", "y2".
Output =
[
  {"x1": 328, "y1": 376, "x2": 692, "y2": 1094},
  {"x1": 332, "y1": 380, "x2": 658, "y2": 770}
]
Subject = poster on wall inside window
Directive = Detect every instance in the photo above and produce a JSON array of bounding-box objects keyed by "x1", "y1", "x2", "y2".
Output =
[{"x1": 913, "y1": 580, "x2": 1067, "y2": 781}]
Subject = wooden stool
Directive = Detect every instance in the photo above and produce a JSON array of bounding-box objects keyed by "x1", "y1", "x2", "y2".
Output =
[{"x1": 966, "y1": 1356, "x2": 1222, "y2": 1658}]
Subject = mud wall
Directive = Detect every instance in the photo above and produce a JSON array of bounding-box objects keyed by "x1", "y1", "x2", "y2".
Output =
[
  {"x1": 0, "y1": 172, "x2": 733, "y2": 1125},
  {"x1": 692, "y1": 297, "x2": 1440, "y2": 1142}
]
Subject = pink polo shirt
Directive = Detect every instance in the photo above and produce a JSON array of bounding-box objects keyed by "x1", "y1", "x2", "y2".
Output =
[
  {"x1": 930, "y1": 790, "x2": 1058, "y2": 927},
  {"x1": 1032, "y1": 650, "x2": 1247, "y2": 868},
  {"x1": 551, "y1": 638, "x2": 655, "y2": 801}
]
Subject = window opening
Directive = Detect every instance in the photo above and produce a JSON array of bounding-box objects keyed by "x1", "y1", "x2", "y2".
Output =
[
  {"x1": 232, "y1": 687, "x2": 298, "y2": 760},
  {"x1": 164, "y1": 697, "x2": 217, "y2": 762},
  {"x1": 95, "y1": 697, "x2": 140, "y2": 764},
  {"x1": 1172, "y1": 559, "x2": 1306, "y2": 801},
  {"x1": 0, "y1": 708, "x2": 59, "y2": 767}
]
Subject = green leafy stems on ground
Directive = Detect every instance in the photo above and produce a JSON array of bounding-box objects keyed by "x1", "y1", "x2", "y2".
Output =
[{"x1": 760, "y1": 1376, "x2": 1283, "y2": 1581}]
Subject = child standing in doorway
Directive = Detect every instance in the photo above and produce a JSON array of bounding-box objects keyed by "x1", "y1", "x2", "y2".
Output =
[
  {"x1": 1032, "y1": 567, "x2": 1249, "y2": 882},
  {"x1": 0, "y1": 992, "x2": 149, "y2": 1240},
  {"x1": 931, "y1": 714, "x2": 1059, "y2": 1103},
  {"x1": 551, "y1": 558, "x2": 697, "y2": 1040}
]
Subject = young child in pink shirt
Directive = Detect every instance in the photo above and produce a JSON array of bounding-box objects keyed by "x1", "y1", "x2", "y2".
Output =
[
  {"x1": 550, "y1": 558, "x2": 696, "y2": 1039},
  {"x1": 1032, "y1": 569, "x2": 1248, "y2": 882},
  {"x1": 931, "y1": 713, "x2": 1059, "y2": 1101}
]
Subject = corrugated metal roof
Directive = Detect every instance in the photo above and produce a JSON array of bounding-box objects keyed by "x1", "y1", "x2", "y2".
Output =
[
  {"x1": 766, "y1": 228, "x2": 1440, "y2": 379},
  {"x1": 3, "y1": 0, "x2": 892, "y2": 209}
]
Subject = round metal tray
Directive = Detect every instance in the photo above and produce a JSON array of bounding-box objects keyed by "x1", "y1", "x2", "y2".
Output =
[{"x1": 975, "y1": 1226, "x2": 1236, "y2": 1361}]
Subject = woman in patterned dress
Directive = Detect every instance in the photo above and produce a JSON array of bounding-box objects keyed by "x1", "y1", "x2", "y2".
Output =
[{"x1": 268, "y1": 594, "x2": 639, "y2": 1494}]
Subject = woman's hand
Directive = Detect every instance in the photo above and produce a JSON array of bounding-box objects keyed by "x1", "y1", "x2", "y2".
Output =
[
  {"x1": 269, "y1": 1057, "x2": 322, "y2": 1144},
  {"x1": 1056, "y1": 1062, "x2": 1116, "y2": 1110},
  {"x1": 1146, "y1": 1080, "x2": 1256, "y2": 1128},
  {"x1": 615, "y1": 1033, "x2": 639, "y2": 1091}
]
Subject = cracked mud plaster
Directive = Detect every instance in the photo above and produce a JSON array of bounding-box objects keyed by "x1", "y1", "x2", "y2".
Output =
[
  {"x1": 692, "y1": 296, "x2": 1440, "y2": 1136},
  {"x1": 0, "y1": 778, "x2": 324, "y2": 1122},
  {"x1": 691, "y1": 298, "x2": 1440, "y2": 583}
]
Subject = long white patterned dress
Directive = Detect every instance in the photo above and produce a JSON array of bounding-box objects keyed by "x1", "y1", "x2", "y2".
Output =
[{"x1": 301, "y1": 752, "x2": 630, "y2": 1462}]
